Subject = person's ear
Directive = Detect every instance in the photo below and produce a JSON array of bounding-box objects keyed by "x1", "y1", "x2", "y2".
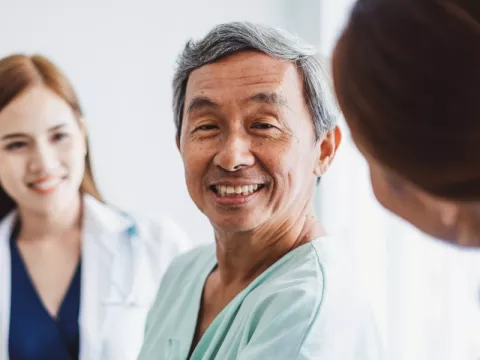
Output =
[
  {"x1": 176, "y1": 135, "x2": 181, "y2": 153},
  {"x1": 314, "y1": 126, "x2": 342, "y2": 176},
  {"x1": 438, "y1": 201, "x2": 460, "y2": 228}
]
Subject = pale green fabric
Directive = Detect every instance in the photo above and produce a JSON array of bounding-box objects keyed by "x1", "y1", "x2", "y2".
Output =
[{"x1": 138, "y1": 237, "x2": 383, "y2": 360}]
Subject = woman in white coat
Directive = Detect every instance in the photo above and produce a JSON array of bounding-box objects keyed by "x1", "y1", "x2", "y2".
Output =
[{"x1": 0, "y1": 54, "x2": 189, "y2": 360}]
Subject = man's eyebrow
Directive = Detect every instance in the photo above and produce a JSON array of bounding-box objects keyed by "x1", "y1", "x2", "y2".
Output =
[
  {"x1": 186, "y1": 96, "x2": 219, "y2": 114},
  {"x1": 246, "y1": 92, "x2": 288, "y2": 108}
]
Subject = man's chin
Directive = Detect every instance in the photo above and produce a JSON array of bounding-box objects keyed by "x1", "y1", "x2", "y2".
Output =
[{"x1": 210, "y1": 217, "x2": 263, "y2": 235}]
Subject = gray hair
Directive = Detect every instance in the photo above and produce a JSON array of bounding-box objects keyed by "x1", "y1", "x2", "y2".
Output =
[{"x1": 172, "y1": 22, "x2": 336, "y2": 140}]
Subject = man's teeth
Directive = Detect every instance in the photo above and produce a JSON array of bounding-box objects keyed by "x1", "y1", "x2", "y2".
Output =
[{"x1": 216, "y1": 184, "x2": 260, "y2": 197}]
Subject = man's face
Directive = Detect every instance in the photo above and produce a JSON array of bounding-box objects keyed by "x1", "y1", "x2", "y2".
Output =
[{"x1": 178, "y1": 51, "x2": 339, "y2": 233}]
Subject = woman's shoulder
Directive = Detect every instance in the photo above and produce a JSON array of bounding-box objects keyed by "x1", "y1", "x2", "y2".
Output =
[
  {"x1": 133, "y1": 215, "x2": 192, "y2": 254},
  {"x1": 83, "y1": 195, "x2": 193, "y2": 267},
  {"x1": 85, "y1": 195, "x2": 191, "y2": 254}
]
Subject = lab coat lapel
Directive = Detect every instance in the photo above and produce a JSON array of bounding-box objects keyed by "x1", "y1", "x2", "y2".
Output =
[
  {"x1": 0, "y1": 212, "x2": 16, "y2": 360},
  {"x1": 78, "y1": 195, "x2": 132, "y2": 360}
]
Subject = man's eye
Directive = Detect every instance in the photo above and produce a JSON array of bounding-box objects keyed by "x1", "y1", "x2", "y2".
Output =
[
  {"x1": 195, "y1": 125, "x2": 218, "y2": 132},
  {"x1": 252, "y1": 123, "x2": 276, "y2": 130}
]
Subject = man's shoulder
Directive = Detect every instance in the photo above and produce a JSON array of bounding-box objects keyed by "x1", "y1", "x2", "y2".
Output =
[
  {"x1": 143, "y1": 243, "x2": 215, "y2": 335},
  {"x1": 245, "y1": 244, "x2": 325, "y2": 327},
  {"x1": 243, "y1": 239, "x2": 383, "y2": 359},
  {"x1": 246, "y1": 237, "x2": 371, "y2": 327},
  {"x1": 160, "y1": 242, "x2": 215, "y2": 287},
  {"x1": 251, "y1": 237, "x2": 335, "y2": 301}
]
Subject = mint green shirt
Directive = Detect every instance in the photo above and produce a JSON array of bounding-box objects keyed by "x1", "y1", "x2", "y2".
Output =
[{"x1": 138, "y1": 237, "x2": 383, "y2": 360}]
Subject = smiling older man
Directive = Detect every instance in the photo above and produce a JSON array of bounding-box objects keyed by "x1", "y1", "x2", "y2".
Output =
[{"x1": 138, "y1": 22, "x2": 383, "y2": 360}]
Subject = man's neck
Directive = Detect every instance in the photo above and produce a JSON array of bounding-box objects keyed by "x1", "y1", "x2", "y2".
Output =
[{"x1": 213, "y1": 209, "x2": 326, "y2": 286}]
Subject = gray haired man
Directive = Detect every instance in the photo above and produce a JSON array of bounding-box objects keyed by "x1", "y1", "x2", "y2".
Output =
[{"x1": 138, "y1": 22, "x2": 383, "y2": 360}]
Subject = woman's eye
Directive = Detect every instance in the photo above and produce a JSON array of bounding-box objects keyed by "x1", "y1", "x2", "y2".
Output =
[
  {"x1": 5, "y1": 141, "x2": 27, "y2": 151},
  {"x1": 52, "y1": 132, "x2": 69, "y2": 141}
]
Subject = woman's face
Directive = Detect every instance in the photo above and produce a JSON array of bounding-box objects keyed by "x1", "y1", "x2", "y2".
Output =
[
  {"x1": 362, "y1": 149, "x2": 461, "y2": 244},
  {"x1": 0, "y1": 86, "x2": 86, "y2": 216}
]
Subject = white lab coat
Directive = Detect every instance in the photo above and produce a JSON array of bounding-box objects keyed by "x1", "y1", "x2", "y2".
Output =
[{"x1": 0, "y1": 195, "x2": 189, "y2": 360}]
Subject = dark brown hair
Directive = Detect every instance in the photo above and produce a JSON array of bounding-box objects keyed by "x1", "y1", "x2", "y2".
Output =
[
  {"x1": 0, "y1": 54, "x2": 102, "y2": 220},
  {"x1": 332, "y1": 0, "x2": 480, "y2": 200}
]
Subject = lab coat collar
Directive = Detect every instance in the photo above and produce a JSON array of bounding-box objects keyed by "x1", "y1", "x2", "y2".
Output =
[
  {"x1": 0, "y1": 194, "x2": 133, "y2": 244},
  {"x1": 82, "y1": 194, "x2": 134, "y2": 252},
  {"x1": 0, "y1": 211, "x2": 15, "y2": 248}
]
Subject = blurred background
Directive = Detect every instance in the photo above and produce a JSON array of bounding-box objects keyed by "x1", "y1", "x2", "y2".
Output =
[{"x1": 1, "y1": 1, "x2": 479, "y2": 359}]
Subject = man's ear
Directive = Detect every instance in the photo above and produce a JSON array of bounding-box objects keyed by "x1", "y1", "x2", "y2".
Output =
[
  {"x1": 176, "y1": 135, "x2": 181, "y2": 153},
  {"x1": 314, "y1": 126, "x2": 342, "y2": 177}
]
